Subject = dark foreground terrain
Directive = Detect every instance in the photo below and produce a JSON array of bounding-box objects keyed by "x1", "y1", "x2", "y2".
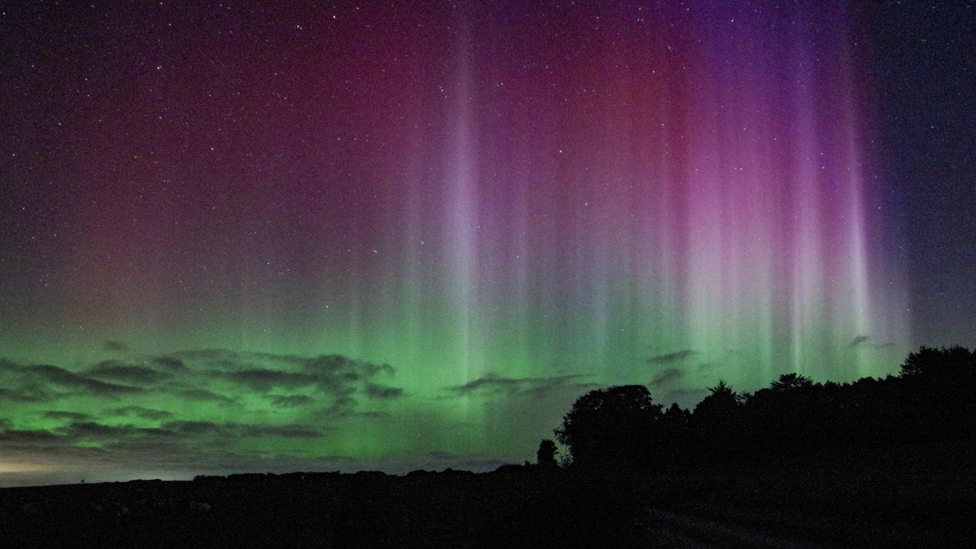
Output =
[
  {"x1": 2, "y1": 444, "x2": 974, "y2": 548},
  {"x1": 3, "y1": 469, "x2": 640, "y2": 549}
]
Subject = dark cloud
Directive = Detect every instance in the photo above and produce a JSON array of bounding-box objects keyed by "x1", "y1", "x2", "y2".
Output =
[
  {"x1": 61, "y1": 421, "x2": 173, "y2": 440},
  {"x1": 849, "y1": 336, "x2": 895, "y2": 350},
  {"x1": 452, "y1": 374, "x2": 522, "y2": 394},
  {"x1": 177, "y1": 388, "x2": 237, "y2": 404},
  {"x1": 315, "y1": 394, "x2": 358, "y2": 419},
  {"x1": 172, "y1": 348, "x2": 244, "y2": 368},
  {"x1": 224, "y1": 369, "x2": 317, "y2": 392},
  {"x1": 241, "y1": 425, "x2": 324, "y2": 439},
  {"x1": 356, "y1": 411, "x2": 392, "y2": 419},
  {"x1": 0, "y1": 429, "x2": 61, "y2": 444},
  {"x1": 152, "y1": 356, "x2": 188, "y2": 371},
  {"x1": 0, "y1": 386, "x2": 53, "y2": 403},
  {"x1": 647, "y1": 350, "x2": 695, "y2": 365},
  {"x1": 301, "y1": 355, "x2": 398, "y2": 397},
  {"x1": 108, "y1": 406, "x2": 174, "y2": 420},
  {"x1": 0, "y1": 360, "x2": 57, "y2": 402},
  {"x1": 695, "y1": 361, "x2": 717, "y2": 373},
  {"x1": 86, "y1": 361, "x2": 172, "y2": 385},
  {"x1": 450, "y1": 373, "x2": 589, "y2": 397},
  {"x1": 2, "y1": 360, "x2": 141, "y2": 401},
  {"x1": 65, "y1": 421, "x2": 131, "y2": 438},
  {"x1": 171, "y1": 352, "x2": 401, "y2": 411},
  {"x1": 364, "y1": 382, "x2": 404, "y2": 400},
  {"x1": 0, "y1": 349, "x2": 405, "y2": 481},
  {"x1": 154, "y1": 421, "x2": 323, "y2": 440},
  {"x1": 43, "y1": 411, "x2": 91, "y2": 422},
  {"x1": 4, "y1": 417, "x2": 326, "y2": 452},
  {"x1": 164, "y1": 421, "x2": 225, "y2": 435},
  {"x1": 303, "y1": 354, "x2": 395, "y2": 379},
  {"x1": 267, "y1": 394, "x2": 314, "y2": 408},
  {"x1": 650, "y1": 368, "x2": 684, "y2": 387},
  {"x1": 103, "y1": 340, "x2": 129, "y2": 353},
  {"x1": 26, "y1": 364, "x2": 143, "y2": 397},
  {"x1": 193, "y1": 353, "x2": 403, "y2": 415}
]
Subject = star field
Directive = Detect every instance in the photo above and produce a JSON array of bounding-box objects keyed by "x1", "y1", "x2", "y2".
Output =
[{"x1": 1, "y1": 0, "x2": 973, "y2": 486}]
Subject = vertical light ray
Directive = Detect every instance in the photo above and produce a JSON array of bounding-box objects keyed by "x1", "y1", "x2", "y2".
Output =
[
  {"x1": 786, "y1": 16, "x2": 826, "y2": 376},
  {"x1": 395, "y1": 116, "x2": 429, "y2": 388},
  {"x1": 836, "y1": 36, "x2": 876, "y2": 375},
  {"x1": 445, "y1": 21, "x2": 483, "y2": 388}
]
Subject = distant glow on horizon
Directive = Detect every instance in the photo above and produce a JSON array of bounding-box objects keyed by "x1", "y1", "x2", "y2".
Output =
[
  {"x1": 0, "y1": 1, "x2": 911, "y2": 485},
  {"x1": 0, "y1": 461, "x2": 51, "y2": 474}
]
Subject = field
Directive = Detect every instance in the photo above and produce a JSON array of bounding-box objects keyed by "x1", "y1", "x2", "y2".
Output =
[{"x1": 2, "y1": 444, "x2": 973, "y2": 548}]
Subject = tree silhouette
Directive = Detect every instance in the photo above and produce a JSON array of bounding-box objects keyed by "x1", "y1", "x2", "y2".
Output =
[
  {"x1": 548, "y1": 346, "x2": 976, "y2": 471},
  {"x1": 769, "y1": 372, "x2": 813, "y2": 392},
  {"x1": 691, "y1": 380, "x2": 742, "y2": 460},
  {"x1": 657, "y1": 403, "x2": 692, "y2": 466},
  {"x1": 554, "y1": 385, "x2": 662, "y2": 470},
  {"x1": 900, "y1": 345, "x2": 974, "y2": 379},
  {"x1": 693, "y1": 380, "x2": 739, "y2": 418},
  {"x1": 743, "y1": 374, "x2": 820, "y2": 454},
  {"x1": 898, "y1": 345, "x2": 976, "y2": 441},
  {"x1": 536, "y1": 439, "x2": 558, "y2": 468}
]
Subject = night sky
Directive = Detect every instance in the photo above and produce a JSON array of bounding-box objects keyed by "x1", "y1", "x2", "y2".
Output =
[{"x1": 1, "y1": 1, "x2": 973, "y2": 486}]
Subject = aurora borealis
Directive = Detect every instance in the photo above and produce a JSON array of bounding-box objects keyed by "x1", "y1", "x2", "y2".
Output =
[{"x1": 2, "y1": 1, "x2": 973, "y2": 486}]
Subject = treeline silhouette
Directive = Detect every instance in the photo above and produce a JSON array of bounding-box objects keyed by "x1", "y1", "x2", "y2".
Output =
[{"x1": 550, "y1": 345, "x2": 976, "y2": 470}]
